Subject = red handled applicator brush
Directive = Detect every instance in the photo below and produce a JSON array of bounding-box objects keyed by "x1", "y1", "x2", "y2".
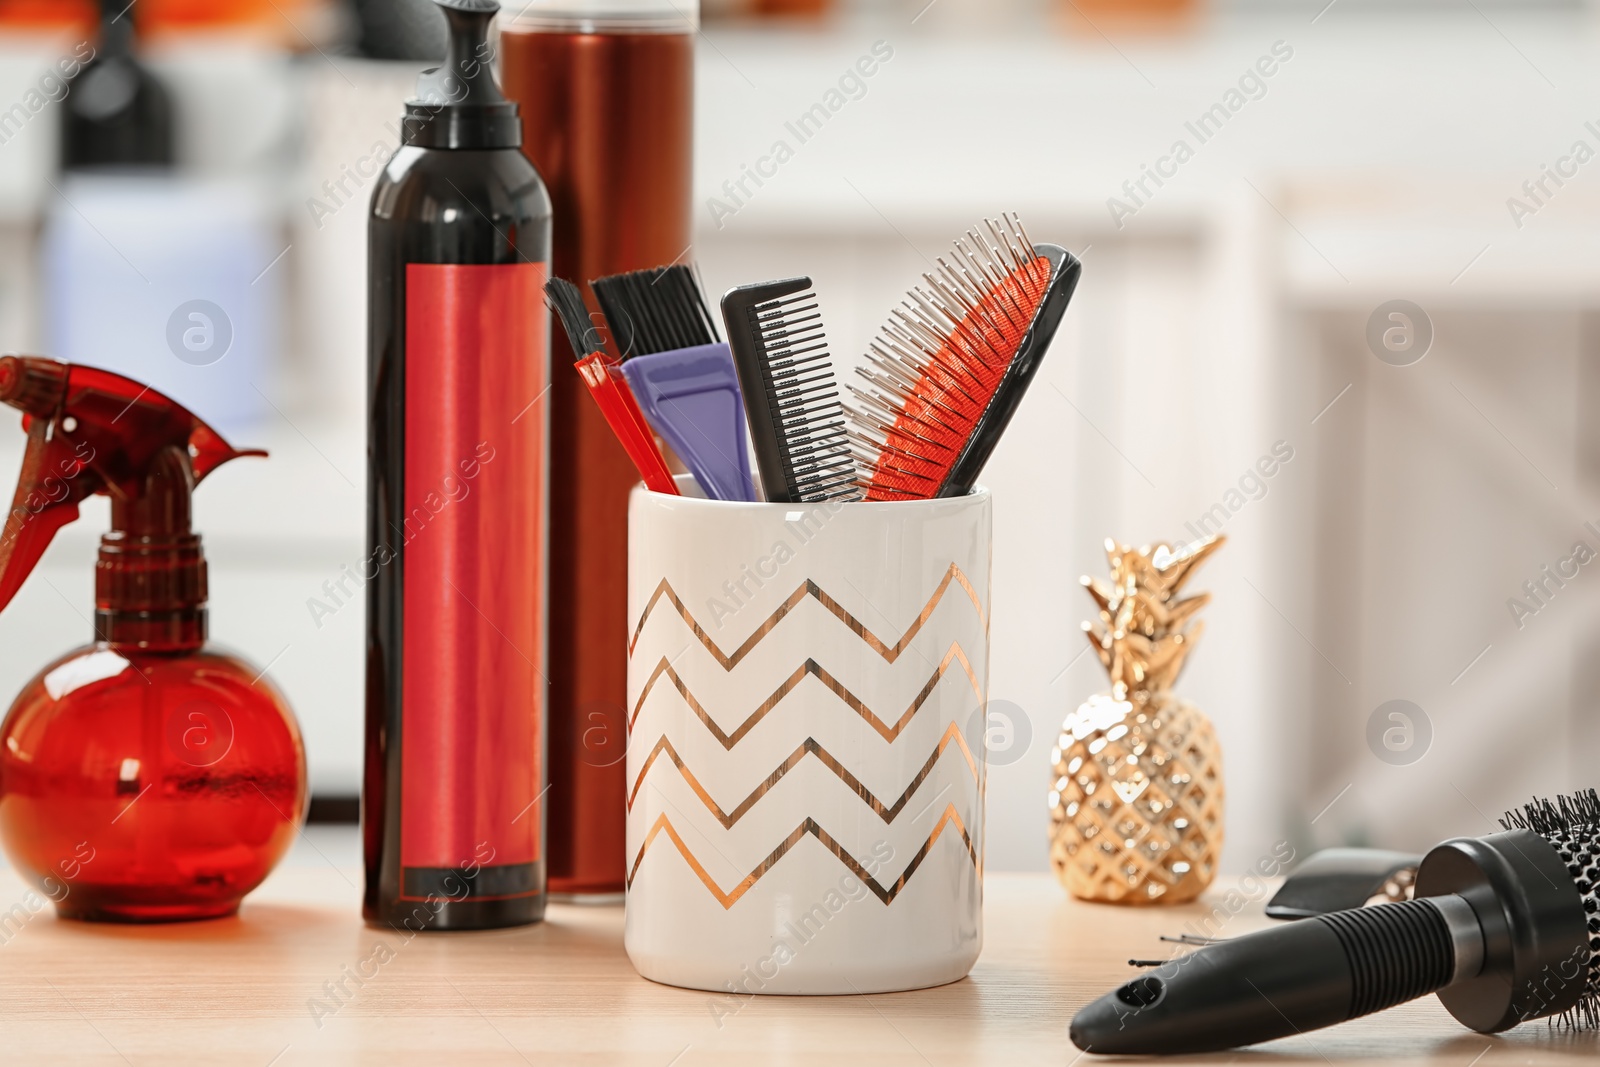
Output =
[
  {"x1": 847, "y1": 214, "x2": 1081, "y2": 501},
  {"x1": 545, "y1": 276, "x2": 679, "y2": 496}
]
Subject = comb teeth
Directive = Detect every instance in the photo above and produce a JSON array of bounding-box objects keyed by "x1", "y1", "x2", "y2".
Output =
[
  {"x1": 847, "y1": 213, "x2": 1055, "y2": 501},
  {"x1": 1502, "y1": 789, "x2": 1600, "y2": 1029},
  {"x1": 590, "y1": 264, "x2": 720, "y2": 359},
  {"x1": 722, "y1": 278, "x2": 859, "y2": 504}
]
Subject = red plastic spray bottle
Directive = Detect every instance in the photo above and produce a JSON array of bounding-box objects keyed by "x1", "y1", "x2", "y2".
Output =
[{"x1": 0, "y1": 355, "x2": 306, "y2": 922}]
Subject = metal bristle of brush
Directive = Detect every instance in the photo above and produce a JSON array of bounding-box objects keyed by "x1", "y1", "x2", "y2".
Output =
[
  {"x1": 1502, "y1": 788, "x2": 1600, "y2": 1029},
  {"x1": 847, "y1": 212, "x2": 1081, "y2": 501},
  {"x1": 591, "y1": 265, "x2": 720, "y2": 359},
  {"x1": 721, "y1": 277, "x2": 859, "y2": 504},
  {"x1": 545, "y1": 276, "x2": 604, "y2": 358}
]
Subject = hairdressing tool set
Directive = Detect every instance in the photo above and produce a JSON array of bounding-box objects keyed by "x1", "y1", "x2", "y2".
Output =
[
  {"x1": 1071, "y1": 789, "x2": 1600, "y2": 1054},
  {"x1": 547, "y1": 213, "x2": 1082, "y2": 506}
]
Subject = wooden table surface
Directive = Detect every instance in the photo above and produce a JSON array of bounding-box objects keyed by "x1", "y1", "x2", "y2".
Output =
[{"x1": 1, "y1": 835, "x2": 1594, "y2": 1066}]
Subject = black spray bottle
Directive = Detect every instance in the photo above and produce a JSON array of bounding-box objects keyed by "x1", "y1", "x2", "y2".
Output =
[{"x1": 364, "y1": 0, "x2": 553, "y2": 931}]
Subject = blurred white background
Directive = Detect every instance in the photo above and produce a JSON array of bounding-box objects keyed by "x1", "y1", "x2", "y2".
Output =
[{"x1": 1, "y1": 0, "x2": 1597, "y2": 873}]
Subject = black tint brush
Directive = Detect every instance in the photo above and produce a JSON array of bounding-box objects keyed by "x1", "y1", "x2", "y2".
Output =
[
  {"x1": 591, "y1": 264, "x2": 720, "y2": 358},
  {"x1": 591, "y1": 264, "x2": 755, "y2": 501}
]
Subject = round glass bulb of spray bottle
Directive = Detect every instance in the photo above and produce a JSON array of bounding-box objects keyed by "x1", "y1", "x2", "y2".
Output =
[
  {"x1": 0, "y1": 643, "x2": 305, "y2": 921},
  {"x1": 0, "y1": 355, "x2": 305, "y2": 922}
]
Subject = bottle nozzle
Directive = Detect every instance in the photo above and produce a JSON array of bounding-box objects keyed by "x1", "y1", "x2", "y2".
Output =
[
  {"x1": 0, "y1": 355, "x2": 68, "y2": 419},
  {"x1": 401, "y1": 0, "x2": 521, "y2": 150}
]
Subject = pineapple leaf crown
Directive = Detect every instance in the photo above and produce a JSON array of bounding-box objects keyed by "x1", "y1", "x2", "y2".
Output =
[{"x1": 1081, "y1": 534, "x2": 1225, "y2": 700}]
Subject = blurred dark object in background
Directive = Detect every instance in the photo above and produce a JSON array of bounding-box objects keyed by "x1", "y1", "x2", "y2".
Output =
[
  {"x1": 351, "y1": 0, "x2": 444, "y2": 60},
  {"x1": 63, "y1": 0, "x2": 173, "y2": 170},
  {"x1": 46, "y1": 0, "x2": 281, "y2": 436}
]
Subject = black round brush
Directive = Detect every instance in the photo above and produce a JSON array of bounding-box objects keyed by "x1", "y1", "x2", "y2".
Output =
[{"x1": 1069, "y1": 790, "x2": 1600, "y2": 1055}]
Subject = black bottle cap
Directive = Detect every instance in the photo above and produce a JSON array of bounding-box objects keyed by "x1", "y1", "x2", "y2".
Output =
[
  {"x1": 401, "y1": 0, "x2": 521, "y2": 151},
  {"x1": 62, "y1": 0, "x2": 174, "y2": 170}
]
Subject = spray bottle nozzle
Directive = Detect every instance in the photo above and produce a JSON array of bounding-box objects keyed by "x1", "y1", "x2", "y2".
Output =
[
  {"x1": 0, "y1": 356, "x2": 264, "y2": 646},
  {"x1": 0, "y1": 355, "x2": 68, "y2": 418}
]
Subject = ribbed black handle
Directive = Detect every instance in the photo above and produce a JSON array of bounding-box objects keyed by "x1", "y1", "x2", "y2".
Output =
[
  {"x1": 1316, "y1": 899, "x2": 1455, "y2": 1018},
  {"x1": 1070, "y1": 899, "x2": 1458, "y2": 1055}
]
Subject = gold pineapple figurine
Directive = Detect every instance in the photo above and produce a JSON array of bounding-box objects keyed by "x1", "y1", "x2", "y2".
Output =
[{"x1": 1049, "y1": 535, "x2": 1226, "y2": 905}]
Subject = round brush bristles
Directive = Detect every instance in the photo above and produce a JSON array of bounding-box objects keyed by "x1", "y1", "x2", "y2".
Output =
[
  {"x1": 1503, "y1": 788, "x2": 1600, "y2": 1028},
  {"x1": 848, "y1": 213, "x2": 1052, "y2": 501}
]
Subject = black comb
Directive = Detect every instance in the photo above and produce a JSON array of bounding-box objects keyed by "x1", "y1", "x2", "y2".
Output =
[
  {"x1": 720, "y1": 277, "x2": 858, "y2": 504},
  {"x1": 591, "y1": 265, "x2": 720, "y2": 359}
]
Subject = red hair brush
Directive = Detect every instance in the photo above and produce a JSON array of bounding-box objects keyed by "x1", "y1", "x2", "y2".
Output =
[{"x1": 847, "y1": 214, "x2": 1081, "y2": 501}]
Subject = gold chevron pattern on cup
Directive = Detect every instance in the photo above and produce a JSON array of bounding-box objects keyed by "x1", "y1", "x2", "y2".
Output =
[
  {"x1": 628, "y1": 562, "x2": 987, "y2": 667},
  {"x1": 627, "y1": 805, "x2": 978, "y2": 909},
  {"x1": 629, "y1": 642, "x2": 982, "y2": 746},
  {"x1": 629, "y1": 721, "x2": 980, "y2": 829},
  {"x1": 629, "y1": 562, "x2": 986, "y2": 911}
]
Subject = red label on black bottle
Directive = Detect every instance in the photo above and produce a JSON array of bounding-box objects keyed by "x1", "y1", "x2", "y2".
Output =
[{"x1": 400, "y1": 262, "x2": 547, "y2": 902}]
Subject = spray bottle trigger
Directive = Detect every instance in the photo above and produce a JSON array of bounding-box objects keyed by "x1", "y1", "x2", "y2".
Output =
[{"x1": 0, "y1": 417, "x2": 90, "y2": 612}]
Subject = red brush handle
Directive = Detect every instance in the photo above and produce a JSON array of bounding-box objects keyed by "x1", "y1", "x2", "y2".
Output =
[{"x1": 575, "y1": 354, "x2": 679, "y2": 495}]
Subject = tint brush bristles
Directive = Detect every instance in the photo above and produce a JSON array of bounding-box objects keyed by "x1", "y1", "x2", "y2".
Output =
[
  {"x1": 591, "y1": 265, "x2": 720, "y2": 359},
  {"x1": 546, "y1": 276, "x2": 604, "y2": 358},
  {"x1": 722, "y1": 277, "x2": 859, "y2": 504},
  {"x1": 849, "y1": 213, "x2": 1071, "y2": 502}
]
